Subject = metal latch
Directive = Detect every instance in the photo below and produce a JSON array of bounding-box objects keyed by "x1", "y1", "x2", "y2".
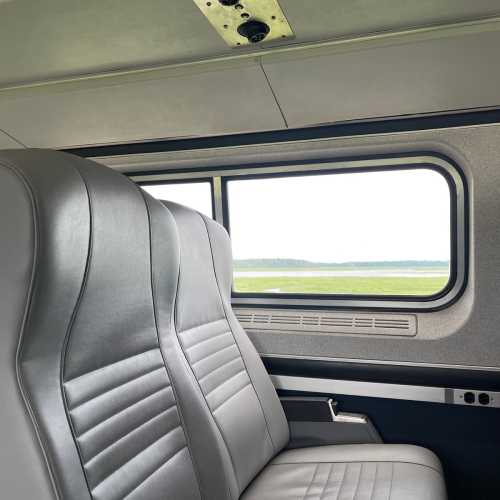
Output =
[{"x1": 328, "y1": 399, "x2": 369, "y2": 424}]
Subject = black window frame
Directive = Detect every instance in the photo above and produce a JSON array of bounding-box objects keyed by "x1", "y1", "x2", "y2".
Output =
[
  {"x1": 134, "y1": 153, "x2": 468, "y2": 312},
  {"x1": 224, "y1": 164, "x2": 458, "y2": 304}
]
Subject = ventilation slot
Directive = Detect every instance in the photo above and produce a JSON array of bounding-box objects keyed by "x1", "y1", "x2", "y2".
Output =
[{"x1": 234, "y1": 309, "x2": 416, "y2": 337}]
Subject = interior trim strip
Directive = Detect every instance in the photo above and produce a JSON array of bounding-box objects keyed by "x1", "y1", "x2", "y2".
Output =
[
  {"x1": 271, "y1": 375, "x2": 446, "y2": 404},
  {"x1": 262, "y1": 353, "x2": 500, "y2": 372},
  {"x1": 271, "y1": 375, "x2": 500, "y2": 408}
]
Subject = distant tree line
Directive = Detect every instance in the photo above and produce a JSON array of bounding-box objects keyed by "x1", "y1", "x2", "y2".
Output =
[{"x1": 233, "y1": 258, "x2": 450, "y2": 269}]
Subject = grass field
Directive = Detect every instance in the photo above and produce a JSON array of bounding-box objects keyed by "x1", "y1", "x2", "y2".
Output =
[{"x1": 233, "y1": 276, "x2": 449, "y2": 296}]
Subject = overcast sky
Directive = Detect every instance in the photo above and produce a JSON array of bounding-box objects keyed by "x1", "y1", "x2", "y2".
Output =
[
  {"x1": 142, "y1": 182, "x2": 213, "y2": 216},
  {"x1": 144, "y1": 168, "x2": 451, "y2": 263},
  {"x1": 228, "y1": 169, "x2": 450, "y2": 263}
]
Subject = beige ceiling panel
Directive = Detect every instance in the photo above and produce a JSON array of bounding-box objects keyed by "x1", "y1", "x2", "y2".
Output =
[
  {"x1": 279, "y1": 0, "x2": 500, "y2": 43},
  {"x1": 261, "y1": 28, "x2": 500, "y2": 127},
  {"x1": 0, "y1": 61, "x2": 285, "y2": 148},
  {"x1": 0, "y1": 0, "x2": 228, "y2": 87},
  {"x1": 1, "y1": 0, "x2": 500, "y2": 87}
]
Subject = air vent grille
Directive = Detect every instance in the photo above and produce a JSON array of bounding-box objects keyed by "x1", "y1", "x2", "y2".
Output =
[{"x1": 234, "y1": 309, "x2": 416, "y2": 337}]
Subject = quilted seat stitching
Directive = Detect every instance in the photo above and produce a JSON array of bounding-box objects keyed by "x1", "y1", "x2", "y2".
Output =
[
  {"x1": 336, "y1": 463, "x2": 348, "y2": 500},
  {"x1": 319, "y1": 463, "x2": 334, "y2": 500},
  {"x1": 212, "y1": 382, "x2": 251, "y2": 412},
  {"x1": 121, "y1": 445, "x2": 186, "y2": 500},
  {"x1": 369, "y1": 463, "x2": 378, "y2": 500},
  {"x1": 388, "y1": 463, "x2": 394, "y2": 500},
  {"x1": 91, "y1": 422, "x2": 184, "y2": 491},
  {"x1": 191, "y1": 342, "x2": 237, "y2": 367},
  {"x1": 185, "y1": 329, "x2": 232, "y2": 352},
  {"x1": 205, "y1": 369, "x2": 247, "y2": 398},
  {"x1": 67, "y1": 365, "x2": 165, "y2": 410},
  {"x1": 83, "y1": 404, "x2": 178, "y2": 465},
  {"x1": 269, "y1": 459, "x2": 442, "y2": 475},
  {"x1": 198, "y1": 354, "x2": 243, "y2": 384},
  {"x1": 75, "y1": 384, "x2": 172, "y2": 438},
  {"x1": 65, "y1": 347, "x2": 159, "y2": 384},
  {"x1": 352, "y1": 463, "x2": 363, "y2": 500},
  {"x1": 179, "y1": 317, "x2": 227, "y2": 336},
  {"x1": 303, "y1": 463, "x2": 319, "y2": 500}
]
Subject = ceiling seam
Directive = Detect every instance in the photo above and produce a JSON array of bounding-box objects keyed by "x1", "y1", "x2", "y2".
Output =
[
  {"x1": 0, "y1": 128, "x2": 27, "y2": 148},
  {"x1": 259, "y1": 57, "x2": 288, "y2": 129}
]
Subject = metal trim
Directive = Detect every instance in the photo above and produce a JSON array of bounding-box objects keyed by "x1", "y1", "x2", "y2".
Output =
[
  {"x1": 261, "y1": 353, "x2": 500, "y2": 373},
  {"x1": 213, "y1": 176, "x2": 224, "y2": 224},
  {"x1": 272, "y1": 375, "x2": 500, "y2": 408},
  {"x1": 272, "y1": 375, "x2": 446, "y2": 404}
]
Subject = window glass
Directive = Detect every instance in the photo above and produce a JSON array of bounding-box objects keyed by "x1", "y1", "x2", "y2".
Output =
[
  {"x1": 227, "y1": 169, "x2": 451, "y2": 296},
  {"x1": 142, "y1": 181, "x2": 213, "y2": 218}
]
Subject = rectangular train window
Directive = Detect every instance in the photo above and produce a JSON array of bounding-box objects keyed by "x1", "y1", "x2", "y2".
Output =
[{"x1": 226, "y1": 168, "x2": 452, "y2": 298}]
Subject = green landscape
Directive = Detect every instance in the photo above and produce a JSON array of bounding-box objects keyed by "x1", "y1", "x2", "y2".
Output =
[{"x1": 233, "y1": 259, "x2": 450, "y2": 296}]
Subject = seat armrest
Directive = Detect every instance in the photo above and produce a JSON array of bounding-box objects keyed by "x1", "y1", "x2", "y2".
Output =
[{"x1": 280, "y1": 396, "x2": 382, "y2": 448}]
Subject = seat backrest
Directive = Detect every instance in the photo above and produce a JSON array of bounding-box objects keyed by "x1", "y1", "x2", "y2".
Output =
[
  {"x1": 0, "y1": 150, "x2": 211, "y2": 500},
  {"x1": 162, "y1": 201, "x2": 290, "y2": 497}
]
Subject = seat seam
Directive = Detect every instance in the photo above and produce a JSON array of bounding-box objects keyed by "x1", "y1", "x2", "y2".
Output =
[
  {"x1": 140, "y1": 191, "x2": 204, "y2": 500},
  {"x1": 302, "y1": 463, "x2": 319, "y2": 500},
  {"x1": 84, "y1": 404, "x2": 178, "y2": 466},
  {"x1": 268, "y1": 460, "x2": 443, "y2": 475},
  {"x1": 185, "y1": 329, "x2": 232, "y2": 352},
  {"x1": 336, "y1": 463, "x2": 348, "y2": 500},
  {"x1": 65, "y1": 347, "x2": 160, "y2": 385},
  {"x1": 59, "y1": 158, "x2": 98, "y2": 500},
  {"x1": 4, "y1": 160, "x2": 64, "y2": 500},
  {"x1": 319, "y1": 463, "x2": 334, "y2": 500},
  {"x1": 191, "y1": 342, "x2": 238, "y2": 367},
  {"x1": 388, "y1": 463, "x2": 394, "y2": 500},
  {"x1": 198, "y1": 353, "x2": 242, "y2": 384},
  {"x1": 67, "y1": 365, "x2": 165, "y2": 410},
  {"x1": 74, "y1": 384, "x2": 173, "y2": 437},
  {"x1": 200, "y1": 214, "x2": 278, "y2": 454},
  {"x1": 353, "y1": 463, "x2": 362, "y2": 500},
  {"x1": 369, "y1": 463, "x2": 377, "y2": 500},
  {"x1": 90, "y1": 422, "x2": 183, "y2": 490},
  {"x1": 167, "y1": 206, "x2": 241, "y2": 499},
  {"x1": 121, "y1": 445, "x2": 186, "y2": 500},
  {"x1": 180, "y1": 317, "x2": 228, "y2": 336},
  {"x1": 212, "y1": 382, "x2": 252, "y2": 412},
  {"x1": 173, "y1": 293, "x2": 237, "y2": 499},
  {"x1": 204, "y1": 368, "x2": 247, "y2": 398},
  {"x1": 92, "y1": 436, "x2": 187, "y2": 495}
]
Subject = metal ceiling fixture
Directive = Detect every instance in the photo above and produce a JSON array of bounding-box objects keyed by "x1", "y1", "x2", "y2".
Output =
[{"x1": 193, "y1": 0, "x2": 294, "y2": 47}]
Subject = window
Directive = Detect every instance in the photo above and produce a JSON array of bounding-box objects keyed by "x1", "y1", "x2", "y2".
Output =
[
  {"x1": 227, "y1": 168, "x2": 452, "y2": 297},
  {"x1": 141, "y1": 181, "x2": 213, "y2": 217}
]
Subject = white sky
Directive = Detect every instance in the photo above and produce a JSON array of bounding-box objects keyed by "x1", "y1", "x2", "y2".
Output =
[
  {"x1": 228, "y1": 169, "x2": 450, "y2": 263},
  {"x1": 142, "y1": 168, "x2": 451, "y2": 263},
  {"x1": 142, "y1": 182, "x2": 213, "y2": 217}
]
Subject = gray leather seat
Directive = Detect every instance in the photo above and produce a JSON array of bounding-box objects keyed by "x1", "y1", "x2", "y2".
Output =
[
  {"x1": 0, "y1": 149, "x2": 446, "y2": 500},
  {"x1": 0, "y1": 150, "x2": 211, "y2": 499},
  {"x1": 163, "y1": 200, "x2": 447, "y2": 500},
  {"x1": 242, "y1": 445, "x2": 445, "y2": 499}
]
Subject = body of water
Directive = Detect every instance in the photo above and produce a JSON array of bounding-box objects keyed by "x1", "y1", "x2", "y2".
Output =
[{"x1": 233, "y1": 270, "x2": 449, "y2": 278}]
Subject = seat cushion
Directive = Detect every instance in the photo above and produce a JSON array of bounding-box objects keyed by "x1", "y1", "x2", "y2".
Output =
[{"x1": 241, "y1": 444, "x2": 446, "y2": 500}]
